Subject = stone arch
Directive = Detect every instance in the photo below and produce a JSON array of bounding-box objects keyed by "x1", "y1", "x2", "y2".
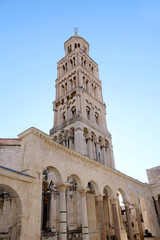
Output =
[
  {"x1": 102, "y1": 185, "x2": 115, "y2": 238},
  {"x1": 98, "y1": 136, "x2": 103, "y2": 144},
  {"x1": 103, "y1": 184, "x2": 114, "y2": 198},
  {"x1": 42, "y1": 161, "x2": 63, "y2": 183},
  {"x1": 87, "y1": 180, "x2": 100, "y2": 195},
  {"x1": 64, "y1": 129, "x2": 69, "y2": 135},
  {"x1": 86, "y1": 180, "x2": 102, "y2": 240},
  {"x1": 83, "y1": 127, "x2": 89, "y2": 137},
  {"x1": 41, "y1": 164, "x2": 64, "y2": 234},
  {"x1": 115, "y1": 188, "x2": 129, "y2": 239},
  {"x1": 95, "y1": 111, "x2": 99, "y2": 125},
  {"x1": 105, "y1": 139, "x2": 109, "y2": 147},
  {"x1": 66, "y1": 172, "x2": 84, "y2": 189},
  {"x1": 0, "y1": 184, "x2": 22, "y2": 215},
  {"x1": 117, "y1": 187, "x2": 127, "y2": 203},
  {"x1": 53, "y1": 135, "x2": 57, "y2": 141},
  {"x1": 70, "y1": 106, "x2": 76, "y2": 117},
  {"x1": 86, "y1": 106, "x2": 91, "y2": 120},
  {"x1": 91, "y1": 131, "x2": 97, "y2": 141},
  {"x1": 62, "y1": 111, "x2": 66, "y2": 122},
  {"x1": 70, "y1": 127, "x2": 75, "y2": 134},
  {"x1": 0, "y1": 184, "x2": 23, "y2": 239}
]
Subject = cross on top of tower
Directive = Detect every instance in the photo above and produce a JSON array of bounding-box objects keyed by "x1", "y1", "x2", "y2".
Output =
[{"x1": 74, "y1": 27, "x2": 78, "y2": 36}]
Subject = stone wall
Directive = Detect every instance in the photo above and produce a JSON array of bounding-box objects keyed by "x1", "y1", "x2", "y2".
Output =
[
  {"x1": 147, "y1": 166, "x2": 160, "y2": 183},
  {"x1": 0, "y1": 145, "x2": 22, "y2": 171}
]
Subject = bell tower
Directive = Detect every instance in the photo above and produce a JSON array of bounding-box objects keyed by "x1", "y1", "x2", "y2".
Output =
[{"x1": 50, "y1": 31, "x2": 115, "y2": 169}]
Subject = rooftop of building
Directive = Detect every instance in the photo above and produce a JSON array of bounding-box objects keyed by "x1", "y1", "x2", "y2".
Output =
[
  {"x1": 0, "y1": 138, "x2": 21, "y2": 146},
  {"x1": 0, "y1": 165, "x2": 33, "y2": 178}
]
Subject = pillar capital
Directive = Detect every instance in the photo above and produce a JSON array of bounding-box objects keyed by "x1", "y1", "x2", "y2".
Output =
[
  {"x1": 153, "y1": 195, "x2": 159, "y2": 201},
  {"x1": 110, "y1": 197, "x2": 118, "y2": 204},
  {"x1": 58, "y1": 183, "x2": 69, "y2": 192},
  {"x1": 96, "y1": 194, "x2": 105, "y2": 202},
  {"x1": 85, "y1": 134, "x2": 91, "y2": 140},
  {"x1": 123, "y1": 201, "x2": 130, "y2": 207},
  {"x1": 78, "y1": 188, "x2": 88, "y2": 196}
]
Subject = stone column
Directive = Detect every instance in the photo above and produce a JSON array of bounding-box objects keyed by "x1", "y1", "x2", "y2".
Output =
[
  {"x1": 62, "y1": 135, "x2": 66, "y2": 147},
  {"x1": 102, "y1": 145, "x2": 106, "y2": 165},
  {"x1": 67, "y1": 79, "x2": 72, "y2": 92},
  {"x1": 96, "y1": 195, "x2": 106, "y2": 240},
  {"x1": 87, "y1": 137, "x2": 93, "y2": 159},
  {"x1": 54, "y1": 109, "x2": 58, "y2": 127},
  {"x1": 75, "y1": 127, "x2": 85, "y2": 155},
  {"x1": 111, "y1": 198, "x2": 121, "y2": 240},
  {"x1": 60, "y1": 84, "x2": 63, "y2": 98},
  {"x1": 95, "y1": 142, "x2": 99, "y2": 162},
  {"x1": 87, "y1": 81, "x2": 91, "y2": 95},
  {"x1": 56, "y1": 85, "x2": 58, "y2": 99},
  {"x1": 67, "y1": 105, "x2": 70, "y2": 121},
  {"x1": 108, "y1": 145, "x2": 115, "y2": 169},
  {"x1": 135, "y1": 207, "x2": 144, "y2": 240},
  {"x1": 77, "y1": 92, "x2": 81, "y2": 114},
  {"x1": 154, "y1": 195, "x2": 160, "y2": 226},
  {"x1": 50, "y1": 186, "x2": 57, "y2": 231},
  {"x1": 79, "y1": 71, "x2": 83, "y2": 87},
  {"x1": 57, "y1": 66, "x2": 60, "y2": 78},
  {"x1": 96, "y1": 86, "x2": 101, "y2": 101},
  {"x1": 58, "y1": 184, "x2": 68, "y2": 240},
  {"x1": 124, "y1": 202, "x2": 134, "y2": 240},
  {"x1": 41, "y1": 191, "x2": 44, "y2": 229},
  {"x1": 68, "y1": 136, "x2": 73, "y2": 149},
  {"x1": 79, "y1": 189, "x2": 89, "y2": 240}
]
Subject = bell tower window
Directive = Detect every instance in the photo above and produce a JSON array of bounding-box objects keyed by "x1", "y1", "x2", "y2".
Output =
[
  {"x1": 71, "y1": 107, "x2": 76, "y2": 117},
  {"x1": 70, "y1": 59, "x2": 73, "y2": 67},
  {"x1": 73, "y1": 57, "x2": 76, "y2": 66},
  {"x1": 86, "y1": 107, "x2": 91, "y2": 120},
  {"x1": 95, "y1": 112, "x2": 99, "y2": 125},
  {"x1": 62, "y1": 112, "x2": 66, "y2": 122}
]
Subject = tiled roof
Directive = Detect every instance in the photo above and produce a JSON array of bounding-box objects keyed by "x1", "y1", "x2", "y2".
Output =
[
  {"x1": 0, "y1": 166, "x2": 33, "y2": 178},
  {"x1": 0, "y1": 138, "x2": 21, "y2": 146}
]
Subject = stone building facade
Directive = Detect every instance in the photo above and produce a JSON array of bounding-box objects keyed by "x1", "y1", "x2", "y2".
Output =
[{"x1": 0, "y1": 32, "x2": 160, "y2": 240}]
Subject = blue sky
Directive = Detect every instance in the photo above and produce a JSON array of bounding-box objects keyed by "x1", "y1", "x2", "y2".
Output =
[{"x1": 0, "y1": 0, "x2": 160, "y2": 182}]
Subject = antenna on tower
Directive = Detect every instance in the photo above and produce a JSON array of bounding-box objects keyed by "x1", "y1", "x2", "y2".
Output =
[{"x1": 74, "y1": 27, "x2": 78, "y2": 35}]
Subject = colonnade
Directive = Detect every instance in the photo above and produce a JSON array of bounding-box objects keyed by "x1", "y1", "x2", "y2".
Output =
[
  {"x1": 41, "y1": 179, "x2": 149, "y2": 240},
  {"x1": 83, "y1": 130, "x2": 114, "y2": 168},
  {"x1": 52, "y1": 127, "x2": 114, "y2": 168}
]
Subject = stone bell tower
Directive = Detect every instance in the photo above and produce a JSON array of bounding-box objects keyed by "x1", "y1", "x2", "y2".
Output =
[{"x1": 50, "y1": 30, "x2": 115, "y2": 169}]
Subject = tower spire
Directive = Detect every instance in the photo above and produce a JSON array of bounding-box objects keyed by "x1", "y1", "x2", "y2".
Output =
[{"x1": 74, "y1": 27, "x2": 78, "y2": 36}]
